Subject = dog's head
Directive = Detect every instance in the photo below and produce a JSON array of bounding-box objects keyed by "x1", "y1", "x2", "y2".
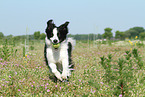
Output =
[{"x1": 45, "y1": 19, "x2": 69, "y2": 44}]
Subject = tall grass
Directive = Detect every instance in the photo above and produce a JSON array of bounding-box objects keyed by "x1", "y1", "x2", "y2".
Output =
[{"x1": 0, "y1": 40, "x2": 145, "y2": 96}]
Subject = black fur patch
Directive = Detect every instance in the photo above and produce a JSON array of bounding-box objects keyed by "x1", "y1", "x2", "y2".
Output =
[
  {"x1": 45, "y1": 20, "x2": 56, "y2": 39},
  {"x1": 44, "y1": 44, "x2": 49, "y2": 67},
  {"x1": 57, "y1": 22, "x2": 69, "y2": 43},
  {"x1": 67, "y1": 42, "x2": 74, "y2": 69}
]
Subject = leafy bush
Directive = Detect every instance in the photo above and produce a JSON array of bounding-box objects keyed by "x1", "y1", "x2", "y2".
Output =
[{"x1": 100, "y1": 48, "x2": 144, "y2": 96}]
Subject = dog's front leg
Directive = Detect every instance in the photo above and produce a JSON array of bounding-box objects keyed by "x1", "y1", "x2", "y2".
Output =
[
  {"x1": 49, "y1": 63, "x2": 62, "y2": 81},
  {"x1": 62, "y1": 59, "x2": 70, "y2": 79}
]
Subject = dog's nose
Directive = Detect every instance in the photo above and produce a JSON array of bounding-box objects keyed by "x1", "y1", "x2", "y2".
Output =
[{"x1": 53, "y1": 39, "x2": 58, "y2": 43}]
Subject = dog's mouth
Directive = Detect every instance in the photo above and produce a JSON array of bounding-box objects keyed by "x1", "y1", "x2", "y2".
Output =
[{"x1": 52, "y1": 43, "x2": 60, "y2": 49}]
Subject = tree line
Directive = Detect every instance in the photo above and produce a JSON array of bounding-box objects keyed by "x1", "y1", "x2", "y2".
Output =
[
  {"x1": 101, "y1": 26, "x2": 145, "y2": 40},
  {"x1": 0, "y1": 26, "x2": 145, "y2": 41}
]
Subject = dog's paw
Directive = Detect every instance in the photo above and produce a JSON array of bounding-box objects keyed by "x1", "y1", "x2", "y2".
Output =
[
  {"x1": 62, "y1": 79, "x2": 69, "y2": 82},
  {"x1": 55, "y1": 71, "x2": 62, "y2": 81},
  {"x1": 61, "y1": 72, "x2": 68, "y2": 79},
  {"x1": 62, "y1": 70, "x2": 70, "y2": 79}
]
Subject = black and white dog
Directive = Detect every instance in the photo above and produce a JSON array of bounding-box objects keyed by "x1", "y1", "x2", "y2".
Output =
[{"x1": 44, "y1": 20, "x2": 75, "y2": 81}]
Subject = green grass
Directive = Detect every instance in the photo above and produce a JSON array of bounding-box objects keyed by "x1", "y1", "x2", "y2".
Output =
[{"x1": 0, "y1": 40, "x2": 145, "y2": 96}]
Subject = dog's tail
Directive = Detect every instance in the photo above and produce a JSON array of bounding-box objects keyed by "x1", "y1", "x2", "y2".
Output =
[
  {"x1": 67, "y1": 37, "x2": 76, "y2": 50},
  {"x1": 67, "y1": 37, "x2": 76, "y2": 72}
]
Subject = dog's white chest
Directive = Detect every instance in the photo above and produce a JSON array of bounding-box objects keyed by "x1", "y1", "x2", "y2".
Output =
[{"x1": 46, "y1": 45, "x2": 68, "y2": 64}]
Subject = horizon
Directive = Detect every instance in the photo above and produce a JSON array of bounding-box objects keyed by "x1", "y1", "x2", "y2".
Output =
[{"x1": 3, "y1": 26, "x2": 145, "y2": 37}]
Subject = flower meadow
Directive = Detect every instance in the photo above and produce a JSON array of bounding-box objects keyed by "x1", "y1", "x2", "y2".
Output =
[{"x1": 0, "y1": 39, "x2": 145, "y2": 96}]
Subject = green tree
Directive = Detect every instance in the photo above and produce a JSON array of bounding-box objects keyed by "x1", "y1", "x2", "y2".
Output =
[
  {"x1": 115, "y1": 31, "x2": 125, "y2": 40},
  {"x1": 13, "y1": 36, "x2": 21, "y2": 40},
  {"x1": 124, "y1": 27, "x2": 145, "y2": 38},
  {"x1": 102, "y1": 28, "x2": 113, "y2": 39},
  {"x1": 0, "y1": 32, "x2": 4, "y2": 39},
  {"x1": 34, "y1": 31, "x2": 40, "y2": 40},
  {"x1": 97, "y1": 34, "x2": 102, "y2": 39},
  {"x1": 126, "y1": 30, "x2": 138, "y2": 38},
  {"x1": 6, "y1": 34, "x2": 13, "y2": 39},
  {"x1": 139, "y1": 32, "x2": 145, "y2": 39},
  {"x1": 40, "y1": 33, "x2": 46, "y2": 40},
  {"x1": 130, "y1": 27, "x2": 145, "y2": 34},
  {"x1": 29, "y1": 35, "x2": 34, "y2": 40}
]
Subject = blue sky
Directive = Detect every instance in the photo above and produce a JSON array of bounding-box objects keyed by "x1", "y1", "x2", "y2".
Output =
[{"x1": 0, "y1": 0, "x2": 145, "y2": 36}]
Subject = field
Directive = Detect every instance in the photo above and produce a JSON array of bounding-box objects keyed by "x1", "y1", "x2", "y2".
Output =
[{"x1": 0, "y1": 39, "x2": 145, "y2": 97}]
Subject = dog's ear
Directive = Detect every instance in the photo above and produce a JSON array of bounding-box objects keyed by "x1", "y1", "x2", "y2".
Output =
[
  {"x1": 46, "y1": 19, "x2": 55, "y2": 33},
  {"x1": 47, "y1": 19, "x2": 53, "y2": 26},
  {"x1": 58, "y1": 21, "x2": 69, "y2": 42},
  {"x1": 58, "y1": 21, "x2": 69, "y2": 33},
  {"x1": 59, "y1": 21, "x2": 69, "y2": 28},
  {"x1": 63, "y1": 21, "x2": 69, "y2": 27},
  {"x1": 47, "y1": 19, "x2": 55, "y2": 28}
]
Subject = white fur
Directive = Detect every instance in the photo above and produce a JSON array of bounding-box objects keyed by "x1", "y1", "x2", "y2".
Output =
[
  {"x1": 45, "y1": 37, "x2": 75, "y2": 81},
  {"x1": 50, "y1": 28, "x2": 60, "y2": 43}
]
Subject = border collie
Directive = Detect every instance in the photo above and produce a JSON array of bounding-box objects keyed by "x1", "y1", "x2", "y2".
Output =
[{"x1": 44, "y1": 20, "x2": 75, "y2": 81}]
